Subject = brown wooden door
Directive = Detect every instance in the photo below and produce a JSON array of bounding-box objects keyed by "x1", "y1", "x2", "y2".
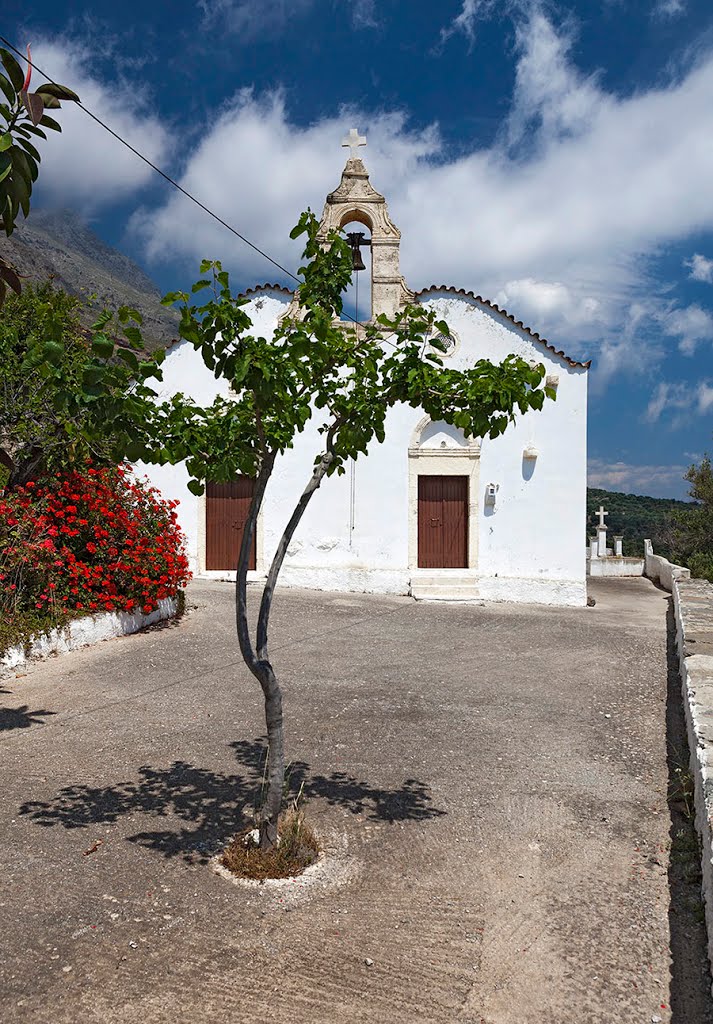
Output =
[
  {"x1": 205, "y1": 478, "x2": 256, "y2": 571},
  {"x1": 418, "y1": 475, "x2": 468, "y2": 568}
]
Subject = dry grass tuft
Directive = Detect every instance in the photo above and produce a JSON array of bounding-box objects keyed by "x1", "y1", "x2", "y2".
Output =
[{"x1": 220, "y1": 810, "x2": 320, "y2": 881}]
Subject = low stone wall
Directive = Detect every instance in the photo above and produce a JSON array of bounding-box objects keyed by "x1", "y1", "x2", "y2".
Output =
[
  {"x1": 1, "y1": 596, "x2": 179, "y2": 675},
  {"x1": 644, "y1": 538, "x2": 691, "y2": 589},
  {"x1": 588, "y1": 556, "x2": 644, "y2": 577},
  {"x1": 673, "y1": 576, "x2": 713, "y2": 980}
]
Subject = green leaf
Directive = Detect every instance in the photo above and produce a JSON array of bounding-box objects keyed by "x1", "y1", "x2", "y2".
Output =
[
  {"x1": 187, "y1": 479, "x2": 205, "y2": 496},
  {"x1": 42, "y1": 340, "x2": 64, "y2": 366},
  {"x1": 16, "y1": 136, "x2": 40, "y2": 161},
  {"x1": 0, "y1": 74, "x2": 15, "y2": 106},
  {"x1": 35, "y1": 82, "x2": 80, "y2": 102},
  {"x1": 38, "y1": 113, "x2": 61, "y2": 132},
  {"x1": 91, "y1": 309, "x2": 113, "y2": 331},
  {"x1": 191, "y1": 279, "x2": 211, "y2": 293},
  {"x1": 22, "y1": 123, "x2": 46, "y2": 139},
  {"x1": 91, "y1": 334, "x2": 115, "y2": 358},
  {"x1": 122, "y1": 326, "x2": 143, "y2": 349},
  {"x1": 37, "y1": 93, "x2": 61, "y2": 109},
  {"x1": 117, "y1": 348, "x2": 139, "y2": 370},
  {"x1": 0, "y1": 50, "x2": 24, "y2": 94},
  {"x1": 0, "y1": 133, "x2": 11, "y2": 152}
]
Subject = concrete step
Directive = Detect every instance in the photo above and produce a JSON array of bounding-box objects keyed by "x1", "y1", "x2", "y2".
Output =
[{"x1": 410, "y1": 572, "x2": 481, "y2": 602}]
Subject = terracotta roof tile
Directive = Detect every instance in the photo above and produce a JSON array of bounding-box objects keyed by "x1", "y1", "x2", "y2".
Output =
[{"x1": 416, "y1": 285, "x2": 591, "y2": 369}]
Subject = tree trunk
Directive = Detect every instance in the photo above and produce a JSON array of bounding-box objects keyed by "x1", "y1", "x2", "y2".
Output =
[{"x1": 234, "y1": 438, "x2": 338, "y2": 851}]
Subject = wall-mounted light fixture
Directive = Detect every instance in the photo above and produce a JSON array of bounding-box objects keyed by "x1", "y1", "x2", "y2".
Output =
[{"x1": 523, "y1": 443, "x2": 539, "y2": 461}]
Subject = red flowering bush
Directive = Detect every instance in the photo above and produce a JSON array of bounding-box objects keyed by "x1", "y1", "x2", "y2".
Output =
[{"x1": 0, "y1": 464, "x2": 190, "y2": 638}]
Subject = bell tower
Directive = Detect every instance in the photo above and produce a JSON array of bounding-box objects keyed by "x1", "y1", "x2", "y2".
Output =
[{"x1": 316, "y1": 128, "x2": 414, "y2": 321}]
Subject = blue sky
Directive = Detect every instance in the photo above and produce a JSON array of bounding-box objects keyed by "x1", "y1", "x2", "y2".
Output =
[{"x1": 5, "y1": 0, "x2": 713, "y2": 498}]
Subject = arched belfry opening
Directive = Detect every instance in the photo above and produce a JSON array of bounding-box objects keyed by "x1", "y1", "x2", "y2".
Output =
[
  {"x1": 341, "y1": 218, "x2": 372, "y2": 322},
  {"x1": 317, "y1": 128, "x2": 415, "y2": 322}
]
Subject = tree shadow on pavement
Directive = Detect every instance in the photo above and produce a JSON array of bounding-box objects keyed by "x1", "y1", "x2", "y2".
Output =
[
  {"x1": 19, "y1": 737, "x2": 444, "y2": 863},
  {"x1": 665, "y1": 603, "x2": 713, "y2": 1024},
  {"x1": 0, "y1": 705, "x2": 57, "y2": 731}
]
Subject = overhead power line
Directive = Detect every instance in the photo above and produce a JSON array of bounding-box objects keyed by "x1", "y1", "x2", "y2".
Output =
[
  {"x1": 0, "y1": 34, "x2": 389, "y2": 336},
  {"x1": 0, "y1": 33, "x2": 301, "y2": 285}
]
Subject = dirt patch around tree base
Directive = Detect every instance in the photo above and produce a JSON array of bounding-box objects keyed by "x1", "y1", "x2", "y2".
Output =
[{"x1": 211, "y1": 826, "x2": 359, "y2": 905}]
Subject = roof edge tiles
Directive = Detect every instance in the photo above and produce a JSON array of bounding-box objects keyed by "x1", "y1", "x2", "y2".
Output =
[
  {"x1": 416, "y1": 285, "x2": 591, "y2": 369},
  {"x1": 240, "y1": 283, "x2": 295, "y2": 299}
]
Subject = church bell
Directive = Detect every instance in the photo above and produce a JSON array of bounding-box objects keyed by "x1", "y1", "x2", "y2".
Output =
[{"x1": 346, "y1": 231, "x2": 369, "y2": 272}]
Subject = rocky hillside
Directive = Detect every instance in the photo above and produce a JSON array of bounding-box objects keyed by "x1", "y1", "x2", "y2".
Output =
[{"x1": 0, "y1": 209, "x2": 179, "y2": 351}]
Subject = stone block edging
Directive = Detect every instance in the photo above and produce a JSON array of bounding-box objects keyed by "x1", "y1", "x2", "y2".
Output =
[
  {"x1": 645, "y1": 538, "x2": 690, "y2": 589},
  {"x1": 1, "y1": 596, "x2": 179, "y2": 675},
  {"x1": 673, "y1": 576, "x2": 713, "y2": 982}
]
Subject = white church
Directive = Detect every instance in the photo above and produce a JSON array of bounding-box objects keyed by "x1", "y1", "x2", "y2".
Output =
[{"x1": 144, "y1": 131, "x2": 590, "y2": 607}]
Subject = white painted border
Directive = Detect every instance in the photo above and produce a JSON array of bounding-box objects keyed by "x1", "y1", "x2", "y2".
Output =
[
  {"x1": 1, "y1": 596, "x2": 179, "y2": 675},
  {"x1": 672, "y1": 576, "x2": 713, "y2": 989}
]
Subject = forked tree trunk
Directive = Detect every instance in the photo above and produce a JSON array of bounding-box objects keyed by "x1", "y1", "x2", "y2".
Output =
[{"x1": 235, "y1": 443, "x2": 337, "y2": 849}]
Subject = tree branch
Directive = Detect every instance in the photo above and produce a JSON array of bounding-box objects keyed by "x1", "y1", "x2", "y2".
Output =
[
  {"x1": 234, "y1": 451, "x2": 275, "y2": 677},
  {"x1": 256, "y1": 417, "x2": 342, "y2": 661}
]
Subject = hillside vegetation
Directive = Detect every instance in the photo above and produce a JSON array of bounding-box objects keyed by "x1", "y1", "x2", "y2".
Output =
[{"x1": 586, "y1": 487, "x2": 690, "y2": 558}]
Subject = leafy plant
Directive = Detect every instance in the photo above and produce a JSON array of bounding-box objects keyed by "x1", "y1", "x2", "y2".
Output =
[
  {"x1": 671, "y1": 454, "x2": 713, "y2": 581},
  {"x1": 0, "y1": 463, "x2": 190, "y2": 655},
  {"x1": 0, "y1": 44, "x2": 78, "y2": 302},
  {"x1": 0, "y1": 284, "x2": 166, "y2": 488}
]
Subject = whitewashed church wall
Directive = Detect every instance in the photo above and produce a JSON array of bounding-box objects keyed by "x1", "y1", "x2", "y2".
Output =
[
  {"x1": 138, "y1": 289, "x2": 588, "y2": 606},
  {"x1": 419, "y1": 294, "x2": 588, "y2": 603}
]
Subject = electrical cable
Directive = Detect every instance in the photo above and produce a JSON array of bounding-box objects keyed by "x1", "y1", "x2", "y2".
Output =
[{"x1": 0, "y1": 34, "x2": 406, "y2": 339}]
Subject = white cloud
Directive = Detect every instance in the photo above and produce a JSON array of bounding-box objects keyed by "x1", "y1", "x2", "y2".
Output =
[
  {"x1": 197, "y1": 0, "x2": 313, "y2": 39},
  {"x1": 29, "y1": 38, "x2": 171, "y2": 211},
  {"x1": 687, "y1": 253, "x2": 713, "y2": 283},
  {"x1": 661, "y1": 304, "x2": 713, "y2": 355},
  {"x1": 494, "y1": 278, "x2": 602, "y2": 330},
  {"x1": 352, "y1": 0, "x2": 378, "y2": 29},
  {"x1": 652, "y1": 0, "x2": 686, "y2": 19},
  {"x1": 29, "y1": 9, "x2": 713, "y2": 391},
  {"x1": 440, "y1": 0, "x2": 499, "y2": 45},
  {"x1": 644, "y1": 378, "x2": 713, "y2": 422},
  {"x1": 587, "y1": 457, "x2": 688, "y2": 498},
  {"x1": 130, "y1": 6, "x2": 713, "y2": 389},
  {"x1": 197, "y1": 0, "x2": 377, "y2": 36}
]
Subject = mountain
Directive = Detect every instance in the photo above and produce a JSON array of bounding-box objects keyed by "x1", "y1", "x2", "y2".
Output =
[
  {"x1": 0, "y1": 210, "x2": 179, "y2": 351},
  {"x1": 586, "y1": 487, "x2": 690, "y2": 558}
]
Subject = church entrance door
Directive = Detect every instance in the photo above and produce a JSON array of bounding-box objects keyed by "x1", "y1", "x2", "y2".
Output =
[
  {"x1": 205, "y1": 477, "x2": 256, "y2": 571},
  {"x1": 417, "y1": 475, "x2": 468, "y2": 569}
]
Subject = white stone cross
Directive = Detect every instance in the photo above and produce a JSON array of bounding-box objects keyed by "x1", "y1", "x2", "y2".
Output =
[
  {"x1": 596, "y1": 505, "x2": 608, "y2": 529},
  {"x1": 342, "y1": 127, "x2": 367, "y2": 158}
]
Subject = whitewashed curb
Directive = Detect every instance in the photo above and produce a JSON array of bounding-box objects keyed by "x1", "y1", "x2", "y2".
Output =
[
  {"x1": 1, "y1": 595, "x2": 179, "y2": 675},
  {"x1": 672, "y1": 576, "x2": 713, "y2": 991}
]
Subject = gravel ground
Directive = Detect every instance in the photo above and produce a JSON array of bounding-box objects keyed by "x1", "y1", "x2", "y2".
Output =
[{"x1": 1, "y1": 577, "x2": 711, "y2": 1024}]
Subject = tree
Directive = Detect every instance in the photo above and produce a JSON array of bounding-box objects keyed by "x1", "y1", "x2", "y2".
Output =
[
  {"x1": 35, "y1": 211, "x2": 554, "y2": 850},
  {"x1": 672, "y1": 455, "x2": 713, "y2": 581},
  {"x1": 0, "y1": 44, "x2": 79, "y2": 302},
  {"x1": 0, "y1": 284, "x2": 164, "y2": 488}
]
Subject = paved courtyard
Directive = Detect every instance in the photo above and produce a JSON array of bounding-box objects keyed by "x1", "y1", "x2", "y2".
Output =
[{"x1": 1, "y1": 578, "x2": 711, "y2": 1023}]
